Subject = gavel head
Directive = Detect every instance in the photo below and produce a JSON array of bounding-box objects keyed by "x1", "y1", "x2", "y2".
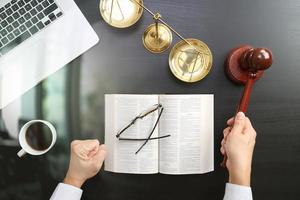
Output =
[
  {"x1": 226, "y1": 45, "x2": 273, "y2": 84},
  {"x1": 240, "y1": 48, "x2": 273, "y2": 73}
]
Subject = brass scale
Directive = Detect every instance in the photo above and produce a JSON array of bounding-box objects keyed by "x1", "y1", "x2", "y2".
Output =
[{"x1": 99, "y1": 0, "x2": 213, "y2": 83}]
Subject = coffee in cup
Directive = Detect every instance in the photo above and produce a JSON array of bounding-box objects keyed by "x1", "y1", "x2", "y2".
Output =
[{"x1": 17, "y1": 120, "x2": 57, "y2": 157}]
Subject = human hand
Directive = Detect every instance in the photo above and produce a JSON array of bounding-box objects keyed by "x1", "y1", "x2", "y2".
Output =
[
  {"x1": 220, "y1": 112, "x2": 256, "y2": 186},
  {"x1": 64, "y1": 140, "x2": 107, "y2": 188}
]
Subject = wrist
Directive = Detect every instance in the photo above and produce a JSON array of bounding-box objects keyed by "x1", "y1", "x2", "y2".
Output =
[
  {"x1": 64, "y1": 174, "x2": 86, "y2": 188},
  {"x1": 228, "y1": 167, "x2": 251, "y2": 186}
]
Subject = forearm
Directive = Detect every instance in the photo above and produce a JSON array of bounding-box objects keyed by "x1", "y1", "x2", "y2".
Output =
[{"x1": 64, "y1": 174, "x2": 85, "y2": 188}]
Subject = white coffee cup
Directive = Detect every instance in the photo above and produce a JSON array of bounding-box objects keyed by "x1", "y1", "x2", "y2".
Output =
[{"x1": 17, "y1": 120, "x2": 57, "y2": 157}]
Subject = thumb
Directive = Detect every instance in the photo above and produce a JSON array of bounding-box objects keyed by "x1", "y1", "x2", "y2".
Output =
[{"x1": 231, "y1": 112, "x2": 246, "y2": 134}]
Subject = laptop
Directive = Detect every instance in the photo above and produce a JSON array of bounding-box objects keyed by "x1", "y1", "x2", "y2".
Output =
[{"x1": 0, "y1": 0, "x2": 99, "y2": 109}]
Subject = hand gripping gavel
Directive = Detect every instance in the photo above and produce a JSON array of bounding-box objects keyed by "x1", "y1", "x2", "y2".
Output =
[{"x1": 221, "y1": 45, "x2": 273, "y2": 167}]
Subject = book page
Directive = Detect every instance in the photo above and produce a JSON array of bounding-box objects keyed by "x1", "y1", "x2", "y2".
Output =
[
  {"x1": 105, "y1": 94, "x2": 159, "y2": 174},
  {"x1": 158, "y1": 95, "x2": 214, "y2": 174}
]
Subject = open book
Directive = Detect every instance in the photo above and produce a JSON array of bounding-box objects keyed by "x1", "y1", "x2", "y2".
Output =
[{"x1": 105, "y1": 94, "x2": 214, "y2": 174}]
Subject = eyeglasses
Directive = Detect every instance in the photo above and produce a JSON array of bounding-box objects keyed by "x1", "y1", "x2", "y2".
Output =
[{"x1": 116, "y1": 104, "x2": 171, "y2": 154}]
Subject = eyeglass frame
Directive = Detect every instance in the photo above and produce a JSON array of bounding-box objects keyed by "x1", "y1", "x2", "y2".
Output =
[{"x1": 115, "y1": 103, "x2": 171, "y2": 154}]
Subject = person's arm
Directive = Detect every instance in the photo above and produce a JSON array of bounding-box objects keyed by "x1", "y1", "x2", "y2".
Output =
[
  {"x1": 50, "y1": 140, "x2": 107, "y2": 200},
  {"x1": 221, "y1": 112, "x2": 256, "y2": 200}
]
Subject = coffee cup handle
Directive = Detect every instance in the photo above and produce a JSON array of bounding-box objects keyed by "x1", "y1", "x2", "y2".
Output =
[{"x1": 17, "y1": 149, "x2": 26, "y2": 157}]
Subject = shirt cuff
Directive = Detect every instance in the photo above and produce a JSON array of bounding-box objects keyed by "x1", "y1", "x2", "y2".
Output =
[
  {"x1": 223, "y1": 183, "x2": 253, "y2": 200},
  {"x1": 50, "y1": 183, "x2": 83, "y2": 200}
]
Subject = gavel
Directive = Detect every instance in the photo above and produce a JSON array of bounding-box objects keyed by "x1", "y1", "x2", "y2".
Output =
[{"x1": 221, "y1": 45, "x2": 273, "y2": 167}]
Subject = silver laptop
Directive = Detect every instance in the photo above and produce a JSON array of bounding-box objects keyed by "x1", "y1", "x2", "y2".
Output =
[{"x1": 0, "y1": 0, "x2": 99, "y2": 109}]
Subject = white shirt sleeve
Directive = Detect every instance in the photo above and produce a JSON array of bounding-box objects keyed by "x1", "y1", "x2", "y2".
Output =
[
  {"x1": 50, "y1": 183, "x2": 83, "y2": 200},
  {"x1": 223, "y1": 183, "x2": 253, "y2": 200},
  {"x1": 50, "y1": 182, "x2": 251, "y2": 200}
]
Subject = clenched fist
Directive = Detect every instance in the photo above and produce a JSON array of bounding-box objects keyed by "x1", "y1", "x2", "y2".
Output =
[{"x1": 64, "y1": 140, "x2": 107, "y2": 188}]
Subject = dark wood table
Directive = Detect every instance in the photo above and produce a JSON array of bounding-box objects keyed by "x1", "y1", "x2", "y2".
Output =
[
  {"x1": 1, "y1": 0, "x2": 300, "y2": 199},
  {"x1": 77, "y1": 0, "x2": 300, "y2": 199}
]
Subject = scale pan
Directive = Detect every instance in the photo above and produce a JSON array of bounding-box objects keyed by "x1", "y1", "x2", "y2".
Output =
[
  {"x1": 142, "y1": 23, "x2": 173, "y2": 53},
  {"x1": 100, "y1": 0, "x2": 143, "y2": 28},
  {"x1": 169, "y1": 38, "x2": 213, "y2": 83}
]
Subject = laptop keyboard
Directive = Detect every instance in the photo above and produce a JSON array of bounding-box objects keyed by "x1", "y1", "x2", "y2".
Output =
[{"x1": 0, "y1": 0, "x2": 63, "y2": 55}]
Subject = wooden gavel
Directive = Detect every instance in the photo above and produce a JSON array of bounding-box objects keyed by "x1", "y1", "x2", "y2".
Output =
[{"x1": 221, "y1": 45, "x2": 273, "y2": 167}]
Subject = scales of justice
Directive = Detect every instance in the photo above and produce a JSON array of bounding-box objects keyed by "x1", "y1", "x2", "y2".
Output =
[{"x1": 99, "y1": 0, "x2": 213, "y2": 83}]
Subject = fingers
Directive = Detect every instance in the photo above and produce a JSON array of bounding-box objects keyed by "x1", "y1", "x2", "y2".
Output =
[
  {"x1": 230, "y1": 112, "x2": 246, "y2": 134},
  {"x1": 72, "y1": 139, "x2": 99, "y2": 150},
  {"x1": 72, "y1": 139, "x2": 101, "y2": 160},
  {"x1": 227, "y1": 113, "x2": 252, "y2": 128},
  {"x1": 87, "y1": 147, "x2": 99, "y2": 158},
  {"x1": 220, "y1": 140, "x2": 225, "y2": 154},
  {"x1": 227, "y1": 117, "x2": 234, "y2": 126},
  {"x1": 223, "y1": 127, "x2": 231, "y2": 138},
  {"x1": 99, "y1": 144, "x2": 107, "y2": 152},
  {"x1": 83, "y1": 140, "x2": 100, "y2": 151},
  {"x1": 229, "y1": 114, "x2": 257, "y2": 146},
  {"x1": 220, "y1": 146, "x2": 225, "y2": 155},
  {"x1": 221, "y1": 126, "x2": 231, "y2": 156},
  {"x1": 221, "y1": 138, "x2": 226, "y2": 146},
  {"x1": 93, "y1": 144, "x2": 107, "y2": 165}
]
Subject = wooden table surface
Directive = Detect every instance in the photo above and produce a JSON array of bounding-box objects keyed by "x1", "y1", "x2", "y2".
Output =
[
  {"x1": 1, "y1": 0, "x2": 300, "y2": 199},
  {"x1": 69, "y1": 0, "x2": 300, "y2": 199},
  {"x1": 73, "y1": 0, "x2": 300, "y2": 199}
]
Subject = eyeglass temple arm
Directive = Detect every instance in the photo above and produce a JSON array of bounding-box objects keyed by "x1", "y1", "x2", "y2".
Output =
[
  {"x1": 140, "y1": 104, "x2": 162, "y2": 118},
  {"x1": 135, "y1": 107, "x2": 164, "y2": 154},
  {"x1": 116, "y1": 117, "x2": 139, "y2": 138},
  {"x1": 118, "y1": 134, "x2": 170, "y2": 141},
  {"x1": 116, "y1": 104, "x2": 162, "y2": 138}
]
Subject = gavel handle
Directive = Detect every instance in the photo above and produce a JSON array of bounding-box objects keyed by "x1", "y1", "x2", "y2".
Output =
[
  {"x1": 221, "y1": 76, "x2": 255, "y2": 167},
  {"x1": 237, "y1": 77, "x2": 255, "y2": 113}
]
